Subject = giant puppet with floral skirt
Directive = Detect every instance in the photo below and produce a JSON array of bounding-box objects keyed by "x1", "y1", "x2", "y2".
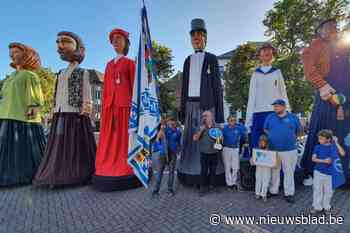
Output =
[
  {"x1": 34, "y1": 31, "x2": 96, "y2": 187},
  {"x1": 302, "y1": 19, "x2": 350, "y2": 187},
  {"x1": 0, "y1": 42, "x2": 45, "y2": 186},
  {"x1": 92, "y1": 28, "x2": 141, "y2": 192}
]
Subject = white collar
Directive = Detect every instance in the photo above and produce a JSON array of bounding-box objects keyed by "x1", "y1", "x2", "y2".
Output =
[{"x1": 68, "y1": 62, "x2": 79, "y2": 69}]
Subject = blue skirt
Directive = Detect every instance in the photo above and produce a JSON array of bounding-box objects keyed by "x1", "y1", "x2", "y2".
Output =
[
  {"x1": 0, "y1": 119, "x2": 45, "y2": 186},
  {"x1": 249, "y1": 111, "x2": 273, "y2": 152}
]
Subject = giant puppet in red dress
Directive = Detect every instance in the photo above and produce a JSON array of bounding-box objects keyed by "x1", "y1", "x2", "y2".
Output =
[{"x1": 92, "y1": 28, "x2": 141, "y2": 191}]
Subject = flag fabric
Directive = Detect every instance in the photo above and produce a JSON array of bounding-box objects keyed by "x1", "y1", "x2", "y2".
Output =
[
  {"x1": 331, "y1": 144, "x2": 346, "y2": 189},
  {"x1": 128, "y1": 4, "x2": 161, "y2": 187}
]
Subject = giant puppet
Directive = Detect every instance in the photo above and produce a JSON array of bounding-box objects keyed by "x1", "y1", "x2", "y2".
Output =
[
  {"x1": 93, "y1": 28, "x2": 141, "y2": 191},
  {"x1": 246, "y1": 43, "x2": 290, "y2": 150},
  {"x1": 34, "y1": 31, "x2": 96, "y2": 187},
  {"x1": 302, "y1": 19, "x2": 350, "y2": 187},
  {"x1": 178, "y1": 18, "x2": 225, "y2": 186},
  {"x1": 0, "y1": 42, "x2": 45, "y2": 186}
]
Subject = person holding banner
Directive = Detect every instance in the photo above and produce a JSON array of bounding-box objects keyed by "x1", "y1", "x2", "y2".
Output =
[
  {"x1": 264, "y1": 99, "x2": 302, "y2": 203},
  {"x1": 311, "y1": 130, "x2": 345, "y2": 214},
  {"x1": 93, "y1": 28, "x2": 139, "y2": 191},
  {"x1": 302, "y1": 18, "x2": 350, "y2": 188},
  {"x1": 151, "y1": 120, "x2": 168, "y2": 197},
  {"x1": 179, "y1": 18, "x2": 225, "y2": 186}
]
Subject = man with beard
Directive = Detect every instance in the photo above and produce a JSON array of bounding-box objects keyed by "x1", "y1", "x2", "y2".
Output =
[
  {"x1": 34, "y1": 31, "x2": 96, "y2": 187},
  {"x1": 301, "y1": 18, "x2": 350, "y2": 188},
  {"x1": 264, "y1": 99, "x2": 302, "y2": 203},
  {"x1": 178, "y1": 18, "x2": 225, "y2": 186}
]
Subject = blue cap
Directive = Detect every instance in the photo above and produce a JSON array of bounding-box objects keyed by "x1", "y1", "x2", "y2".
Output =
[{"x1": 271, "y1": 99, "x2": 286, "y2": 106}]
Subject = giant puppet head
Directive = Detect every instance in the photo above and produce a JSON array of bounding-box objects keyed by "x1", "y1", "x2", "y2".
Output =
[
  {"x1": 316, "y1": 18, "x2": 338, "y2": 41},
  {"x1": 9, "y1": 42, "x2": 41, "y2": 70},
  {"x1": 257, "y1": 43, "x2": 277, "y2": 66},
  {"x1": 190, "y1": 18, "x2": 207, "y2": 51},
  {"x1": 56, "y1": 31, "x2": 85, "y2": 64},
  {"x1": 109, "y1": 28, "x2": 130, "y2": 56}
]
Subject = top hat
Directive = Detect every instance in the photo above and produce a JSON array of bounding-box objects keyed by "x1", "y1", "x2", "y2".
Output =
[{"x1": 190, "y1": 18, "x2": 207, "y2": 34}]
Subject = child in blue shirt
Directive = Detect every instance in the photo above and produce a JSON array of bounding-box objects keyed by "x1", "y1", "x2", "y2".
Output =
[{"x1": 311, "y1": 129, "x2": 345, "y2": 214}]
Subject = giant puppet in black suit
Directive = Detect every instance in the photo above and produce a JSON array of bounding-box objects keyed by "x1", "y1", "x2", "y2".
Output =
[{"x1": 178, "y1": 18, "x2": 225, "y2": 186}]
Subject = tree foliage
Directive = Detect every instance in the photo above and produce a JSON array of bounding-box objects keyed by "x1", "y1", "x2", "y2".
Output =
[
  {"x1": 0, "y1": 79, "x2": 4, "y2": 91},
  {"x1": 263, "y1": 0, "x2": 349, "y2": 113},
  {"x1": 33, "y1": 68, "x2": 55, "y2": 115},
  {"x1": 152, "y1": 41, "x2": 175, "y2": 116},
  {"x1": 224, "y1": 43, "x2": 258, "y2": 112},
  {"x1": 224, "y1": 0, "x2": 349, "y2": 115}
]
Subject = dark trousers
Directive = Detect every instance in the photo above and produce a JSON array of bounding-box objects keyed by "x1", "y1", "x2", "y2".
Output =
[
  {"x1": 200, "y1": 153, "x2": 219, "y2": 190},
  {"x1": 154, "y1": 151, "x2": 177, "y2": 192}
]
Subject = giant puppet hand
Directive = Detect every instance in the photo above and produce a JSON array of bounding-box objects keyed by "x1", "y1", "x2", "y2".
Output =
[
  {"x1": 319, "y1": 83, "x2": 335, "y2": 101},
  {"x1": 27, "y1": 106, "x2": 40, "y2": 120},
  {"x1": 80, "y1": 102, "x2": 93, "y2": 117}
]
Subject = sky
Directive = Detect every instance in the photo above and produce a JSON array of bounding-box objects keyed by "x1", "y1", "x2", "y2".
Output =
[{"x1": 0, "y1": 0, "x2": 276, "y2": 79}]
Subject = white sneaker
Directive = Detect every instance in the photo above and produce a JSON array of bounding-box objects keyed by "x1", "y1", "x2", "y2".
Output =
[{"x1": 303, "y1": 177, "x2": 313, "y2": 186}]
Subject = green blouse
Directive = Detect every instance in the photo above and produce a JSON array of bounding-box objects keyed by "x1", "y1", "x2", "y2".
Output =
[{"x1": 0, "y1": 70, "x2": 44, "y2": 123}]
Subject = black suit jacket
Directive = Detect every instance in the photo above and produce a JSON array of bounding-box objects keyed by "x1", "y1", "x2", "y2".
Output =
[{"x1": 180, "y1": 52, "x2": 224, "y2": 124}]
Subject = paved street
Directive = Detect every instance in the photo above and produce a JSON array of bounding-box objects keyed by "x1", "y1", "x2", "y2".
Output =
[{"x1": 0, "y1": 175, "x2": 349, "y2": 233}]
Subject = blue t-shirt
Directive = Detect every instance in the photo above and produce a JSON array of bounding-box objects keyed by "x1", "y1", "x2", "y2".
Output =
[
  {"x1": 223, "y1": 124, "x2": 245, "y2": 148},
  {"x1": 313, "y1": 144, "x2": 337, "y2": 176},
  {"x1": 153, "y1": 139, "x2": 167, "y2": 156},
  {"x1": 237, "y1": 123, "x2": 247, "y2": 135},
  {"x1": 165, "y1": 127, "x2": 182, "y2": 153},
  {"x1": 263, "y1": 112, "x2": 301, "y2": 151}
]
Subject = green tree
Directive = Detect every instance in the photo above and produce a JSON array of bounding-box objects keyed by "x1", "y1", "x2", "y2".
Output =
[
  {"x1": 263, "y1": 0, "x2": 349, "y2": 113},
  {"x1": 224, "y1": 43, "x2": 258, "y2": 113},
  {"x1": 34, "y1": 68, "x2": 55, "y2": 115},
  {"x1": 0, "y1": 79, "x2": 4, "y2": 91},
  {"x1": 152, "y1": 41, "x2": 175, "y2": 115}
]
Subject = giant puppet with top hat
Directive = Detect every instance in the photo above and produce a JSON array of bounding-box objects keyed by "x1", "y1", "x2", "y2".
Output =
[
  {"x1": 178, "y1": 18, "x2": 225, "y2": 186},
  {"x1": 92, "y1": 28, "x2": 141, "y2": 191},
  {"x1": 301, "y1": 18, "x2": 350, "y2": 188}
]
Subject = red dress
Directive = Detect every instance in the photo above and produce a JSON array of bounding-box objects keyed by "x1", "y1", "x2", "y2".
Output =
[{"x1": 95, "y1": 56, "x2": 135, "y2": 178}]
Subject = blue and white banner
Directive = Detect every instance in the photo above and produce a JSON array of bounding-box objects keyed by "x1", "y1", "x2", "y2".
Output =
[
  {"x1": 128, "y1": 4, "x2": 161, "y2": 188},
  {"x1": 331, "y1": 144, "x2": 345, "y2": 189}
]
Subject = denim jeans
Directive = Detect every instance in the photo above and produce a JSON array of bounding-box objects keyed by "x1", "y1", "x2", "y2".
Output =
[{"x1": 153, "y1": 151, "x2": 177, "y2": 192}]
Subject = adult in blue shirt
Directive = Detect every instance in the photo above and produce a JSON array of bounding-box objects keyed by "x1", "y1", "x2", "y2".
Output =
[
  {"x1": 264, "y1": 99, "x2": 302, "y2": 203},
  {"x1": 222, "y1": 116, "x2": 246, "y2": 189}
]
